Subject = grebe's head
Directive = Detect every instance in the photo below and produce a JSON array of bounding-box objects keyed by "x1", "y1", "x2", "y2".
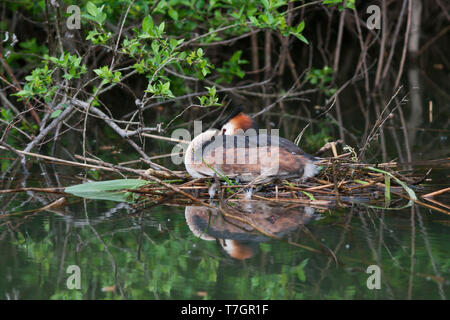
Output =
[
  {"x1": 216, "y1": 106, "x2": 257, "y2": 135},
  {"x1": 218, "y1": 239, "x2": 256, "y2": 260}
]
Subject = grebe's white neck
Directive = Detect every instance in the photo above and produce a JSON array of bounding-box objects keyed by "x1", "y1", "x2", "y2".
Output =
[
  {"x1": 220, "y1": 121, "x2": 237, "y2": 135},
  {"x1": 185, "y1": 206, "x2": 216, "y2": 241},
  {"x1": 184, "y1": 129, "x2": 219, "y2": 178}
]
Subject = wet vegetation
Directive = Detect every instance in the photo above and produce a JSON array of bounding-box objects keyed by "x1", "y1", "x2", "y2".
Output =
[{"x1": 0, "y1": 0, "x2": 449, "y2": 300}]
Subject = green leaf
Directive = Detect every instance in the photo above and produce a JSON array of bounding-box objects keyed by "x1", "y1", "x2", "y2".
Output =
[
  {"x1": 208, "y1": 85, "x2": 216, "y2": 97},
  {"x1": 86, "y1": 2, "x2": 97, "y2": 17},
  {"x1": 297, "y1": 21, "x2": 305, "y2": 33},
  {"x1": 151, "y1": 41, "x2": 160, "y2": 53},
  {"x1": 50, "y1": 109, "x2": 62, "y2": 118},
  {"x1": 297, "y1": 269, "x2": 306, "y2": 282},
  {"x1": 162, "y1": 81, "x2": 170, "y2": 91},
  {"x1": 113, "y1": 71, "x2": 121, "y2": 82},
  {"x1": 96, "y1": 12, "x2": 107, "y2": 25},
  {"x1": 296, "y1": 33, "x2": 309, "y2": 44},
  {"x1": 142, "y1": 15, "x2": 154, "y2": 33},
  {"x1": 146, "y1": 83, "x2": 155, "y2": 93},
  {"x1": 169, "y1": 38, "x2": 178, "y2": 50},
  {"x1": 301, "y1": 191, "x2": 316, "y2": 201},
  {"x1": 168, "y1": 8, "x2": 179, "y2": 21},
  {"x1": 65, "y1": 179, "x2": 150, "y2": 202},
  {"x1": 158, "y1": 22, "x2": 165, "y2": 34},
  {"x1": 249, "y1": 16, "x2": 259, "y2": 26},
  {"x1": 13, "y1": 90, "x2": 32, "y2": 97},
  {"x1": 66, "y1": 179, "x2": 149, "y2": 193}
]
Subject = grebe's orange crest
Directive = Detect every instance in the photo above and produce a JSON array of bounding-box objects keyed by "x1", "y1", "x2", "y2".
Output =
[
  {"x1": 220, "y1": 109, "x2": 257, "y2": 135},
  {"x1": 220, "y1": 240, "x2": 255, "y2": 260},
  {"x1": 230, "y1": 113, "x2": 254, "y2": 131}
]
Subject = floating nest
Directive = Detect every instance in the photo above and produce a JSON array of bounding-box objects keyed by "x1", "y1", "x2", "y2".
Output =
[
  {"x1": 135, "y1": 153, "x2": 440, "y2": 211},
  {"x1": 41, "y1": 149, "x2": 447, "y2": 215}
]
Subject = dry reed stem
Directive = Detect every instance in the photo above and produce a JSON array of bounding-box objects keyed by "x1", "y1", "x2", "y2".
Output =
[{"x1": 422, "y1": 187, "x2": 450, "y2": 198}]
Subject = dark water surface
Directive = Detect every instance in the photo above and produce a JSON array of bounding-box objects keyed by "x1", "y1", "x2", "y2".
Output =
[{"x1": 0, "y1": 163, "x2": 449, "y2": 300}]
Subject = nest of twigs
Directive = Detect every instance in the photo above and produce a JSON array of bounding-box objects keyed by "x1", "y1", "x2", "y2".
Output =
[{"x1": 134, "y1": 153, "x2": 433, "y2": 211}]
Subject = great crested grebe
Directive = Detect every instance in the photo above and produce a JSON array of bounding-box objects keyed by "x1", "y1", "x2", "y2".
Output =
[{"x1": 184, "y1": 107, "x2": 320, "y2": 183}]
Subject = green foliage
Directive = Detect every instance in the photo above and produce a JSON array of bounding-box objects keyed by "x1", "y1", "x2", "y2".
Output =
[
  {"x1": 13, "y1": 64, "x2": 57, "y2": 103},
  {"x1": 197, "y1": 86, "x2": 220, "y2": 107},
  {"x1": 217, "y1": 50, "x2": 248, "y2": 83},
  {"x1": 304, "y1": 122, "x2": 333, "y2": 151},
  {"x1": 83, "y1": 2, "x2": 112, "y2": 44},
  {"x1": 5, "y1": 0, "x2": 316, "y2": 126},
  {"x1": 289, "y1": 20, "x2": 309, "y2": 44},
  {"x1": 47, "y1": 53, "x2": 87, "y2": 81},
  {"x1": 93, "y1": 66, "x2": 122, "y2": 86},
  {"x1": 145, "y1": 80, "x2": 175, "y2": 98},
  {"x1": 13, "y1": 52, "x2": 88, "y2": 102},
  {"x1": 84, "y1": 1, "x2": 107, "y2": 25},
  {"x1": 249, "y1": 3, "x2": 310, "y2": 43},
  {"x1": 5, "y1": 38, "x2": 48, "y2": 67},
  {"x1": 50, "y1": 109, "x2": 62, "y2": 119},
  {"x1": 185, "y1": 48, "x2": 213, "y2": 78},
  {"x1": 250, "y1": 259, "x2": 309, "y2": 299},
  {"x1": 86, "y1": 28, "x2": 112, "y2": 45},
  {"x1": 141, "y1": 15, "x2": 165, "y2": 39},
  {"x1": 306, "y1": 66, "x2": 337, "y2": 96},
  {"x1": 322, "y1": 0, "x2": 356, "y2": 11},
  {"x1": 1, "y1": 108, "x2": 14, "y2": 124}
]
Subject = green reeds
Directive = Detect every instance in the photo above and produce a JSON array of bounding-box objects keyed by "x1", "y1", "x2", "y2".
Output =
[
  {"x1": 384, "y1": 173, "x2": 391, "y2": 207},
  {"x1": 365, "y1": 166, "x2": 417, "y2": 203}
]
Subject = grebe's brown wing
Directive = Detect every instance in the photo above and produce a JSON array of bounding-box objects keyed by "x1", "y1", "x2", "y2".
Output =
[
  {"x1": 278, "y1": 136, "x2": 316, "y2": 160},
  {"x1": 204, "y1": 134, "x2": 314, "y2": 158},
  {"x1": 199, "y1": 134, "x2": 316, "y2": 181}
]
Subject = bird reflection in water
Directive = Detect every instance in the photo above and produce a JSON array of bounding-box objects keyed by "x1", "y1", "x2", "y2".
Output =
[{"x1": 185, "y1": 201, "x2": 322, "y2": 260}]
